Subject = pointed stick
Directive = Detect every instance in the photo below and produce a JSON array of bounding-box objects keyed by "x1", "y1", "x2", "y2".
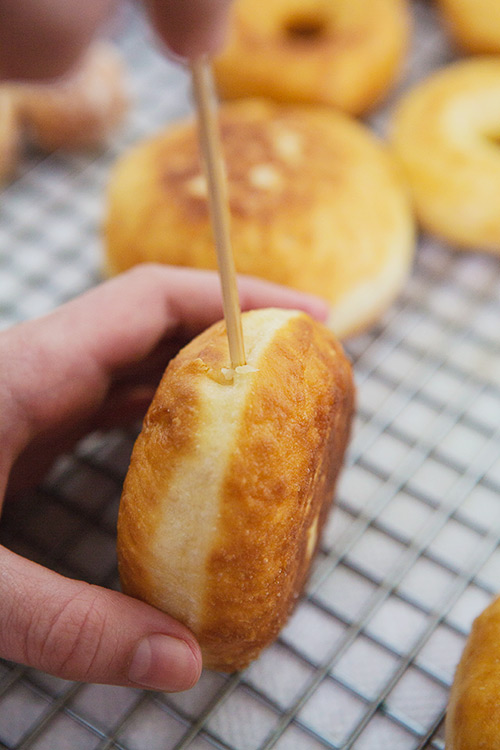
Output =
[{"x1": 190, "y1": 57, "x2": 246, "y2": 369}]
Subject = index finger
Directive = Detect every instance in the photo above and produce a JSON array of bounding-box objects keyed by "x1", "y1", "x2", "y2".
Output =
[{"x1": 1, "y1": 264, "x2": 327, "y2": 461}]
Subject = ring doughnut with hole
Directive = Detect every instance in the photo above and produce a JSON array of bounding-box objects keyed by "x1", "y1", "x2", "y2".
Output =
[
  {"x1": 391, "y1": 57, "x2": 500, "y2": 253},
  {"x1": 213, "y1": 0, "x2": 411, "y2": 116}
]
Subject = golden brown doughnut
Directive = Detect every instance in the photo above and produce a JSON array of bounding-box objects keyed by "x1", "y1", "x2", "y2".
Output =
[
  {"x1": 391, "y1": 57, "x2": 500, "y2": 253},
  {"x1": 0, "y1": 91, "x2": 20, "y2": 184},
  {"x1": 445, "y1": 594, "x2": 500, "y2": 749},
  {"x1": 437, "y1": 0, "x2": 500, "y2": 54},
  {"x1": 11, "y1": 41, "x2": 128, "y2": 151},
  {"x1": 213, "y1": 0, "x2": 411, "y2": 116},
  {"x1": 105, "y1": 100, "x2": 415, "y2": 339},
  {"x1": 117, "y1": 307, "x2": 354, "y2": 672}
]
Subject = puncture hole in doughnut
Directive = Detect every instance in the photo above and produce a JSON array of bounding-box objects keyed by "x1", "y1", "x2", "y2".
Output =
[{"x1": 283, "y1": 14, "x2": 328, "y2": 42}]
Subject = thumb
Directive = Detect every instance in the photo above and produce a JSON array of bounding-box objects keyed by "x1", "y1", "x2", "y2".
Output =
[
  {"x1": 0, "y1": 546, "x2": 202, "y2": 691},
  {"x1": 145, "y1": 0, "x2": 234, "y2": 59}
]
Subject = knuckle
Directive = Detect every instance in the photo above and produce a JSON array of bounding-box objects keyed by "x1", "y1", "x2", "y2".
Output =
[{"x1": 28, "y1": 587, "x2": 111, "y2": 681}]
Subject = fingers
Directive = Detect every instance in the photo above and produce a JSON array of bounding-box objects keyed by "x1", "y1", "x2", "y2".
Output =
[
  {"x1": 0, "y1": 0, "x2": 232, "y2": 81},
  {"x1": 0, "y1": 0, "x2": 116, "y2": 81},
  {"x1": 144, "y1": 0, "x2": 234, "y2": 58},
  {"x1": 0, "y1": 266, "x2": 328, "y2": 685},
  {"x1": 0, "y1": 545, "x2": 202, "y2": 690},
  {"x1": 1, "y1": 265, "x2": 328, "y2": 477},
  {"x1": 237, "y1": 272, "x2": 329, "y2": 323},
  {"x1": 154, "y1": 265, "x2": 329, "y2": 339},
  {"x1": 0, "y1": 265, "x2": 194, "y2": 463}
]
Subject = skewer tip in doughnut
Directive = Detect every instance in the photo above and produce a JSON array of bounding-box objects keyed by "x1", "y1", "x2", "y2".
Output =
[
  {"x1": 117, "y1": 307, "x2": 355, "y2": 671},
  {"x1": 391, "y1": 57, "x2": 500, "y2": 253},
  {"x1": 105, "y1": 99, "x2": 415, "y2": 340},
  {"x1": 437, "y1": 0, "x2": 500, "y2": 54},
  {"x1": 445, "y1": 594, "x2": 500, "y2": 749},
  {"x1": 212, "y1": 0, "x2": 411, "y2": 116}
]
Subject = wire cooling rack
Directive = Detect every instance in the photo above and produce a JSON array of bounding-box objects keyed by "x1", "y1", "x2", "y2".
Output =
[{"x1": 1, "y1": 1, "x2": 500, "y2": 748}]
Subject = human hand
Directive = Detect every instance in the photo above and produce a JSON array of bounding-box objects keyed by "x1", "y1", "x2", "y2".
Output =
[
  {"x1": 144, "y1": 0, "x2": 234, "y2": 59},
  {"x1": 0, "y1": 0, "x2": 233, "y2": 81},
  {"x1": 0, "y1": 264, "x2": 327, "y2": 689},
  {"x1": 0, "y1": 0, "x2": 117, "y2": 81}
]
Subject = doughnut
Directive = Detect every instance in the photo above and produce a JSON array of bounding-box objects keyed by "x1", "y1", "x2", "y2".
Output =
[
  {"x1": 10, "y1": 41, "x2": 128, "y2": 151},
  {"x1": 0, "y1": 91, "x2": 20, "y2": 184},
  {"x1": 212, "y1": 0, "x2": 411, "y2": 115},
  {"x1": 445, "y1": 594, "x2": 500, "y2": 749},
  {"x1": 391, "y1": 57, "x2": 500, "y2": 253},
  {"x1": 105, "y1": 99, "x2": 415, "y2": 339},
  {"x1": 117, "y1": 307, "x2": 354, "y2": 671},
  {"x1": 437, "y1": 0, "x2": 500, "y2": 54}
]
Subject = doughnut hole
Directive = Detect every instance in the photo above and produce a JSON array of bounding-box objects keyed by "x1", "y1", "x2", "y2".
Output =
[{"x1": 283, "y1": 13, "x2": 329, "y2": 42}]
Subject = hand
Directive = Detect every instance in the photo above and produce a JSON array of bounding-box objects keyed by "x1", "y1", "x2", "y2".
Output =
[
  {"x1": 0, "y1": 0, "x2": 233, "y2": 81},
  {"x1": 0, "y1": 0, "x2": 117, "y2": 81},
  {"x1": 0, "y1": 264, "x2": 328, "y2": 690},
  {"x1": 144, "y1": 0, "x2": 234, "y2": 59}
]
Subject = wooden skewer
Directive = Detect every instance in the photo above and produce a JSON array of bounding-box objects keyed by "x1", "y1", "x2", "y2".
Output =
[{"x1": 190, "y1": 57, "x2": 246, "y2": 369}]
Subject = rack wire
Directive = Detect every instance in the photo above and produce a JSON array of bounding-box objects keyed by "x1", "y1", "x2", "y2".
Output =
[{"x1": 1, "y1": 1, "x2": 500, "y2": 748}]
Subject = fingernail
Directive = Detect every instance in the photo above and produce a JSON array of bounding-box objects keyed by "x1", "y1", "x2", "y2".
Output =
[{"x1": 129, "y1": 634, "x2": 200, "y2": 692}]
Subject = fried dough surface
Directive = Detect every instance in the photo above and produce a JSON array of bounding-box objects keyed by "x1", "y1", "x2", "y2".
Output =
[
  {"x1": 117, "y1": 308, "x2": 354, "y2": 671},
  {"x1": 106, "y1": 100, "x2": 415, "y2": 339}
]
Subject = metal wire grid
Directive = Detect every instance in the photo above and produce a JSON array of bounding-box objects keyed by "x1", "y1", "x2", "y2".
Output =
[{"x1": 1, "y1": 1, "x2": 500, "y2": 748}]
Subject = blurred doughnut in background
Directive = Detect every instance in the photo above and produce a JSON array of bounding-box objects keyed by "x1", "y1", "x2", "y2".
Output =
[
  {"x1": 213, "y1": 0, "x2": 411, "y2": 115},
  {"x1": 391, "y1": 57, "x2": 500, "y2": 253},
  {"x1": 104, "y1": 99, "x2": 415, "y2": 339}
]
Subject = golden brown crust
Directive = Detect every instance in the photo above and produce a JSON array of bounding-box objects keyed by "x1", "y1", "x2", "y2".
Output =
[
  {"x1": 10, "y1": 41, "x2": 127, "y2": 151},
  {"x1": 117, "y1": 308, "x2": 354, "y2": 671},
  {"x1": 0, "y1": 92, "x2": 20, "y2": 185},
  {"x1": 437, "y1": 0, "x2": 500, "y2": 54},
  {"x1": 213, "y1": 0, "x2": 411, "y2": 115},
  {"x1": 200, "y1": 315, "x2": 353, "y2": 670},
  {"x1": 445, "y1": 594, "x2": 500, "y2": 749},
  {"x1": 391, "y1": 57, "x2": 500, "y2": 253},
  {"x1": 105, "y1": 100, "x2": 415, "y2": 339}
]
